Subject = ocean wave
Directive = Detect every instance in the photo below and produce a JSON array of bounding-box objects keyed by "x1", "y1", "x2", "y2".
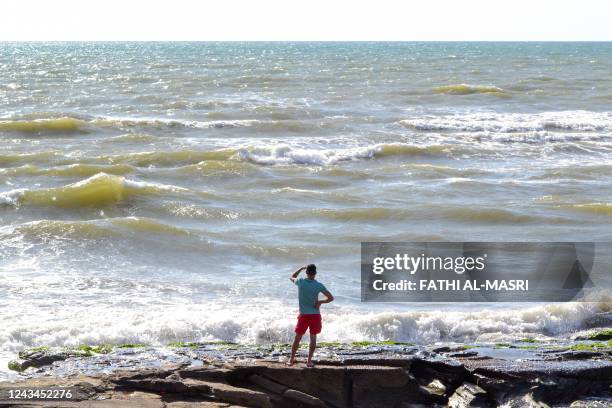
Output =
[
  {"x1": 0, "y1": 117, "x2": 87, "y2": 133},
  {"x1": 163, "y1": 203, "x2": 240, "y2": 220},
  {"x1": 237, "y1": 143, "x2": 446, "y2": 165},
  {"x1": 433, "y1": 84, "x2": 509, "y2": 96},
  {"x1": 441, "y1": 207, "x2": 542, "y2": 224},
  {"x1": 111, "y1": 217, "x2": 191, "y2": 235},
  {"x1": 268, "y1": 207, "x2": 402, "y2": 222},
  {"x1": 96, "y1": 116, "x2": 325, "y2": 133},
  {"x1": 112, "y1": 150, "x2": 237, "y2": 167},
  {"x1": 531, "y1": 164, "x2": 612, "y2": 180},
  {"x1": 562, "y1": 203, "x2": 612, "y2": 216},
  {"x1": 0, "y1": 113, "x2": 326, "y2": 135},
  {"x1": 399, "y1": 111, "x2": 612, "y2": 133},
  {"x1": 398, "y1": 163, "x2": 491, "y2": 178},
  {"x1": 0, "y1": 302, "x2": 608, "y2": 361},
  {"x1": 324, "y1": 302, "x2": 611, "y2": 344},
  {"x1": 175, "y1": 160, "x2": 258, "y2": 177},
  {"x1": 471, "y1": 132, "x2": 609, "y2": 144},
  {"x1": 0, "y1": 173, "x2": 188, "y2": 208},
  {"x1": 166, "y1": 206, "x2": 398, "y2": 222},
  {"x1": 0, "y1": 151, "x2": 62, "y2": 166},
  {"x1": 303, "y1": 207, "x2": 399, "y2": 221},
  {"x1": 277, "y1": 206, "x2": 558, "y2": 224},
  {"x1": 0, "y1": 113, "x2": 303, "y2": 134},
  {"x1": 103, "y1": 133, "x2": 158, "y2": 143},
  {"x1": 0, "y1": 217, "x2": 191, "y2": 240},
  {"x1": 1, "y1": 144, "x2": 447, "y2": 174},
  {"x1": 0, "y1": 163, "x2": 135, "y2": 177},
  {"x1": 93, "y1": 117, "x2": 262, "y2": 130}
]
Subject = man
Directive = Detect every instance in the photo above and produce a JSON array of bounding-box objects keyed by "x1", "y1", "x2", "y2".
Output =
[{"x1": 288, "y1": 264, "x2": 334, "y2": 367}]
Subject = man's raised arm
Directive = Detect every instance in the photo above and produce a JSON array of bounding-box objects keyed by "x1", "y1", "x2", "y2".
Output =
[{"x1": 290, "y1": 265, "x2": 306, "y2": 283}]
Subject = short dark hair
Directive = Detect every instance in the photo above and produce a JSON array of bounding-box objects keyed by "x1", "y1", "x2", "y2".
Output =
[{"x1": 306, "y1": 264, "x2": 317, "y2": 275}]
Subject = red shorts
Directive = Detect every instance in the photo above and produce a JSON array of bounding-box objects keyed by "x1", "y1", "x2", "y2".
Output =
[{"x1": 295, "y1": 314, "x2": 322, "y2": 335}]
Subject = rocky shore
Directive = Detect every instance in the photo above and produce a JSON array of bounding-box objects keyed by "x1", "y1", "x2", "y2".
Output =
[{"x1": 1, "y1": 335, "x2": 611, "y2": 407}]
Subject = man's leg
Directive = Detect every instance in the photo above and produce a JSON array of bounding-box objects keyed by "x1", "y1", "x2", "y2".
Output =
[
  {"x1": 307, "y1": 334, "x2": 316, "y2": 367},
  {"x1": 288, "y1": 333, "x2": 302, "y2": 365}
]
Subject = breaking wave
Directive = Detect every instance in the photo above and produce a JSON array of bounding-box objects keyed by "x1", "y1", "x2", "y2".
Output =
[
  {"x1": 0, "y1": 144, "x2": 448, "y2": 171},
  {"x1": 399, "y1": 111, "x2": 612, "y2": 133},
  {"x1": 0, "y1": 114, "x2": 316, "y2": 134},
  {"x1": 0, "y1": 173, "x2": 188, "y2": 208},
  {"x1": 238, "y1": 143, "x2": 446, "y2": 165},
  {"x1": 322, "y1": 302, "x2": 611, "y2": 344},
  {"x1": 0, "y1": 302, "x2": 608, "y2": 359},
  {"x1": 93, "y1": 117, "x2": 262, "y2": 130},
  {"x1": 0, "y1": 117, "x2": 87, "y2": 133}
]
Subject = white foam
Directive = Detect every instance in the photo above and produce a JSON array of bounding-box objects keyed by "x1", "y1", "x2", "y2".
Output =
[
  {"x1": 0, "y1": 188, "x2": 26, "y2": 206},
  {"x1": 400, "y1": 111, "x2": 612, "y2": 133},
  {"x1": 122, "y1": 177, "x2": 190, "y2": 192},
  {"x1": 0, "y1": 280, "x2": 608, "y2": 380},
  {"x1": 237, "y1": 144, "x2": 380, "y2": 165},
  {"x1": 94, "y1": 116, "x2": 261, "y2": 129},
  {"x1": 0, "y1": 301, "x2": 606, "y2": 355}
]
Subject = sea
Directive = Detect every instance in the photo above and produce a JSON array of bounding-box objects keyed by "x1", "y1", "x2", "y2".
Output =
[{"x1": 0, "y1": 42, "x2": 611, "y2": 377}]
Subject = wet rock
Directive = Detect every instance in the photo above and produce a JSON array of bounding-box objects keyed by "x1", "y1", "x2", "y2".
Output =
[
  {"x1": 419, "y1": 378, "x2": 447, "y2": 397},
  {"x1": 432, "y1": 346, "x2": 473, "y2": 354},
  {"x1": 349, "y1": 365, "x2": 422, "y2": 408},
  {"x1": 205, "y1": 381, "x2": 272, "y2": 408},
  {"x1": 112, "y1": 377, "x2": 207, "y2": 394},
  {"x1": 0, "y1": 376, "x2": 103, "y2": 406},
  {"x1": 448, "y1": 382, "x2": 490, "y2": 408},
  {"x1": 249, "y1": 374, "x2": 288, "y2": 395},
  {"x1": 95, "y1": 391, "x2": 166, "y2": 408},
  {"x1": 3, "y1": 344, "x2": 612, "y2": 408},
  {"x1": 9, "y1": 348, "x2": 87, "y2": 371},
  {"x1": 77, "y1": 398, "x2": 166, "y2": 408},
  {"x1": 109, "y1": 364, "x2": 187, "y2": 382},
  {"x1": 166, "y1": 403, "x2": 242, "y2": 408},
  {"x1": 177, "y1": 367, "x2": 233, "y2": 382},
  {"x1": 471, "y1": 359, "x2": 612, "y2": 406},
  {"x1": 342, "y1": 356, "x2": 414, "y2": 367},
  {"x1": 7, "y1": 358, "x2": 32, "y2": 372},
  {"x1": 501, "y1": 393, "x2": 551, "y2": 408},
  {"x1": 283, "y1": 388, "x2": 326, "y2": 407},
  {"x1": 555, "y1": 350, "x2": 605, "y2": 360},
  {"x1": 449, "y1": 351, "x2": 479, "y2": 358},
  {"x1": 410, "y1": 358, "x2": 470, "y2": 390},
  {"x1": 257, "y1": 364, "x2": 345, "y2": 407}
]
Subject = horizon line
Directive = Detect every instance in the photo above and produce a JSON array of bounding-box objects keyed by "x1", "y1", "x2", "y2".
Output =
[{"x1": 1, "y1": 40, "x2": 611, "y2": 43}]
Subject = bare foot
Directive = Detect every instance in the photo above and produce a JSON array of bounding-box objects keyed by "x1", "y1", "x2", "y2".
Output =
[
  {"x1": 306, "y1": 361, "x2": 315, "y2": 368},
  {"x1": 286, "y1": 359, "x2": 297, "y2": 366}
]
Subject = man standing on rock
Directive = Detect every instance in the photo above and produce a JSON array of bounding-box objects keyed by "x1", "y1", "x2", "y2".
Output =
[{"x1": 287, "y1": 264, "x2": 334, "y2": 367}]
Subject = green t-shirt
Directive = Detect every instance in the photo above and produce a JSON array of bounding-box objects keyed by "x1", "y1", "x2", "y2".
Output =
[{"x1": 295, "y1": 278, "x2": 327, "y2": 315}]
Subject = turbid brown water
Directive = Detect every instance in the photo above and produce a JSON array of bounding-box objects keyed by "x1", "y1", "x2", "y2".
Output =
[{"x1": 0, "y1": 42, "x2": 611, "y2": 378}]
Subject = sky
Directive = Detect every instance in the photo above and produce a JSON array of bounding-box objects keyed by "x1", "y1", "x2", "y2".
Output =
[{"x1": 1, "y1": 0, "x2": 611, "y2": 41}]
